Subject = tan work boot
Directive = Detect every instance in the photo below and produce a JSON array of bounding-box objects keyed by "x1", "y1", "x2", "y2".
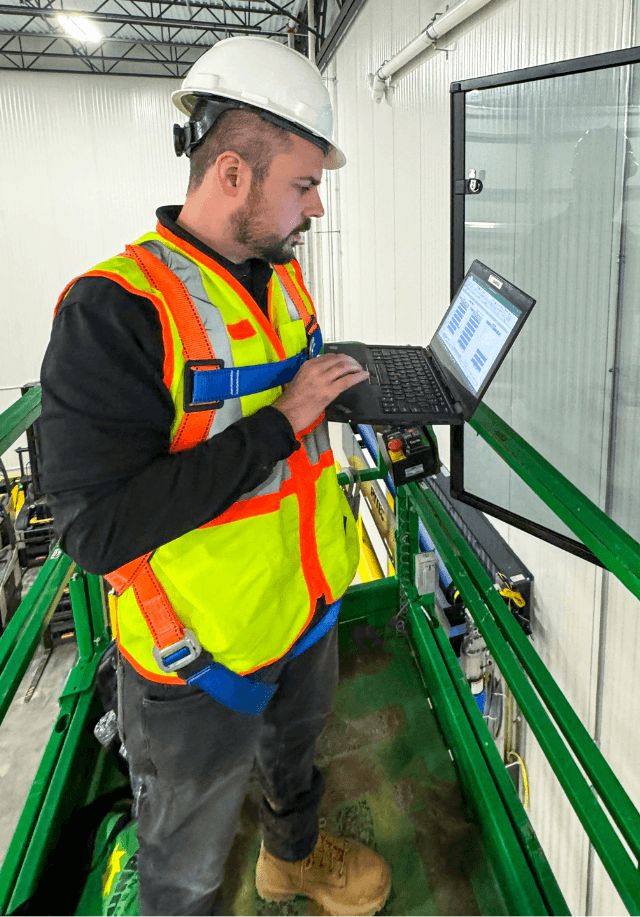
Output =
[{"x1": 255, "y1": 827, "x2": 391, "y2": 916}]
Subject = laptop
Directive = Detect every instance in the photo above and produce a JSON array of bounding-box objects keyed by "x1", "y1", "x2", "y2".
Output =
[{"x1": 323, "y1": 260, "x2": 535, "y2": 425}]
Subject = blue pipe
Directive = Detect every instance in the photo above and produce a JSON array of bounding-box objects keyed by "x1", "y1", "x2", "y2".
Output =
[{"x1": 356, "y1": 425, "x2": 452, "y2": 589}]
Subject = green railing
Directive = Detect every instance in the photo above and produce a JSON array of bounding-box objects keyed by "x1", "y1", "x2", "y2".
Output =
[
  {"x1": 0, "y1": 388, "x2": 112, "y2": 915},
  {"x1": 2, "y1": 387, "x2": 640, "y2": 914}
]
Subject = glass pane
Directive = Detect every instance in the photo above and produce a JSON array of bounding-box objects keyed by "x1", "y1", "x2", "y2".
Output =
[
  {"x1": 607, "y1": 64, "x2": 640, "y2": 540},
  {"x1": 462, "y1": 65, "x2": 630, "y2": 541}
]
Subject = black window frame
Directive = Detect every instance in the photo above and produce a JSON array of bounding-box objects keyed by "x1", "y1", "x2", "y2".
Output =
[{"x1": 449, "y1": 45, "x2": 640, "y2": 566}]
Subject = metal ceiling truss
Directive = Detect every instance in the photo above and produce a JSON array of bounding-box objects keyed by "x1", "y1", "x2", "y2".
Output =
[{"x1": 0, "y1": 0, "x2": 345, "y2": 77}]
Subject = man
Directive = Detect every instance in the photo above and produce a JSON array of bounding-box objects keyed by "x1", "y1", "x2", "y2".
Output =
[{"x1": 39, "y1": 36, "x2": 391, "y2": 917}]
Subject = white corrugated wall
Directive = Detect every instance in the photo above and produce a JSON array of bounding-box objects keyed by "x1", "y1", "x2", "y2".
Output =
[
  {"x1": 0, "y1": 70, "x2": 188, "y2": 466},
  {"x1": 310, "y1": 0, "x2": 639, "y2": 913}
]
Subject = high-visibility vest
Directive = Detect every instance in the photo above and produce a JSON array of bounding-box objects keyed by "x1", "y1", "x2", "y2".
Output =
[{"x1": 55, "y1": 222, "x2": 360, "y2": 683}]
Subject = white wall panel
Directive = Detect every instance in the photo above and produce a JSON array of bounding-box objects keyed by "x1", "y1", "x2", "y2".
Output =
[
  {"x1": 313, "y1": 0, "x2": 638, "y2": 911},
  {"x1": 0, "y1": 71, "x2": 188, "y2": 468}
]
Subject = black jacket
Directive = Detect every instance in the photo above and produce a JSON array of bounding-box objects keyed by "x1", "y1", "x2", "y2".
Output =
[{"x1": 39, "y1": 206, "x2": 299, "y2": 575}]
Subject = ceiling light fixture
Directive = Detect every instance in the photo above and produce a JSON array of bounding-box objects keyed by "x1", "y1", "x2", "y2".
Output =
[{"x1": 58, "y1": 14, "x2": 103, "y2": 43}]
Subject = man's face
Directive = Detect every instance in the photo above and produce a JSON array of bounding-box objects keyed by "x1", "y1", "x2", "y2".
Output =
[{"x1": 231, "y1": 134, "x2": 325, "y2": 264}]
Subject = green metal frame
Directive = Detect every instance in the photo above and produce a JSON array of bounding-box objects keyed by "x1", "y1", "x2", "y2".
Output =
[
  {"x1": 3, "y1": 386, "x2": 640, "y2": 913},
  {"x1": 469, "y1": 403, "x2": 640, "y2": 598},
  {"x1": 1, "y1": 389, "x2": 112, "y2": 914},
  {"x1": 0, "y1": 386, "x2": 40, "y2": 459}
]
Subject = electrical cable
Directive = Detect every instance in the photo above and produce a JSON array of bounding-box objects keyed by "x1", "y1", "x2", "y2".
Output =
[{"x1": 507, "y1": 751, "x2": 530, "y2": 809}]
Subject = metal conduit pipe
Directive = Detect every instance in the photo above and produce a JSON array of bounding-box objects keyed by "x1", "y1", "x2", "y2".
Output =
[
  {"x1": 370, "y1": 0, "x2": 495, "y2": 103},
  {"x1": 307, "y1": 0, "x2": 315, "y2": 63}
]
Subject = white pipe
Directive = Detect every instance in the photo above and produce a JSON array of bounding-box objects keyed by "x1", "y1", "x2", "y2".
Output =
[{"x1": 370, "y1": 0, "x2": 495, "y2": 102}]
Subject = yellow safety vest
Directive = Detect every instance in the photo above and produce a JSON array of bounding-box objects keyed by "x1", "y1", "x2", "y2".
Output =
[{"x1": 55, "y1": 222, "x2": 359, "y2": 683}]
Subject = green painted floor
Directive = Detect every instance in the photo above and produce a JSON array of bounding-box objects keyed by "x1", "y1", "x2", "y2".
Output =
[
  {"x1": 78, "y1": 624, "x2": 506, "y2": 916},
  {"x1": 226, "y1": 625, "x2": 501, "y2": 916}
]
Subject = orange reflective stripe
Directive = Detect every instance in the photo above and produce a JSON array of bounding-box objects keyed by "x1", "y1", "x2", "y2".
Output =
[
  {"x1": 200, "y1": 449, "x2": 333, "y2": 527},
  {"x1": 156, "y1": 221, "x2": 287, "y2": 360},
  {"x1": 126, "y1": 243, "x2": 215, "y2": 453},
  {"x1": 289, "y1": 259, "x2": 315, "y2": 311},
  {"x1": 288, "y1": 448, "x2": 333, "y2": 606},
  {"x1": 274, "y1": 263, "x2": 315, "y2": 327}
]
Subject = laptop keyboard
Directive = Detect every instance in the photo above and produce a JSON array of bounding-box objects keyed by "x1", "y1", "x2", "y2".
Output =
[{"x1": 369, "y1": 347, "x2": 451, "y2": 414}]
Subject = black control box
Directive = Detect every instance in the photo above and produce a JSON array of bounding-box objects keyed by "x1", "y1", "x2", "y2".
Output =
[{"x1": 377, "y1": 426, "x2": 440, "y2": 487}]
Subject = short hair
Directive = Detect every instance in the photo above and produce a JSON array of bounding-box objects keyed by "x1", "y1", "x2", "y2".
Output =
[{"x1": 187, "y1": 108, "x2": 294, "y2": 193}]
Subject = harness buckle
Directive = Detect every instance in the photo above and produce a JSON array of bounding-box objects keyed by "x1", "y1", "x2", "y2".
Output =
[
  {"x1": 152, "y1": 628, "x2": 202, "y2": 673},
  {"x1": 184, "y1": 359, "x2": 225, "y2": 412}
]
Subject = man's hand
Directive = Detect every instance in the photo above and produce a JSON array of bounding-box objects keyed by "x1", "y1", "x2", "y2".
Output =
[{"x1": 272, "y1": 354, "x2": 369, "y2": 433}]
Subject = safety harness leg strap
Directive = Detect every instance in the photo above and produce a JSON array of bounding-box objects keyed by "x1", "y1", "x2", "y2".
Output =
[
  {"x1": 180, "y1": 597, "x2": 343, "y2": 715},
  {"x1": 111, "y1": 550, "x2": 342, "y2": 715}
]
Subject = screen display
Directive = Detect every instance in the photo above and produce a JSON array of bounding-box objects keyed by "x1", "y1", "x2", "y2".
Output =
[{"x1": 437, "y1": 275, "x2": 522, "y2": 394}]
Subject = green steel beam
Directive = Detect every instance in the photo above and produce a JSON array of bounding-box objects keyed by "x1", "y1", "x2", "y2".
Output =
[
  {"x1": 85, "y1": 574, "x2": 108, "y2": 644},
  {"x1": 0, "y1": 547, "x2": 74, "y2": 723},
  {"x1": 0, "y1": 556, "x2": 108, "y2": 914},
  {"x1": 411, "y1": 599, "x2": 568, "y2": 914},
  {"x1": 470, "y1": 403, "x2": 640, "y2": 600},
  {"x1": 68, "y1": 572, "x2": 95, "y2": 662},
  {"x1": 406, "y1": 482, "x2": 640, "y2": 914},
  {"x1": 0, "y1": 385, "x2": 41, "y2": 458},
  {"x1": 410, "y1": 481, "x2": 640, "y2": 861},
  {"x1": 395, "y1": 490, "x2": 553, "y2": 914},
  {"x1": 6, "y1": 686, "x2": 97, "y2": 914},
  {"x1": 407, "y1": 604, "x2": 561, "y2": 915}
]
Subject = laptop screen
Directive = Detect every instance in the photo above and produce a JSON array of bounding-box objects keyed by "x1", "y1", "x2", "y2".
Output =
[
  {"x1": 429, "y1": 261, "x2": 535, "y2": 411},
  {"x1": 437, "y1": 274, "x2": 522, "y2": 394}
]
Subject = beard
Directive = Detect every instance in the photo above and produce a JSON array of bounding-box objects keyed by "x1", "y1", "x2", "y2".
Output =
[{"x1": 231, "y1": 183, "x2": 311, "y2": 264}]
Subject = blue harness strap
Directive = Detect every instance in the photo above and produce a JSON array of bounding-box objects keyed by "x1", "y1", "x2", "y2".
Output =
[
  {"x1": 188, "y1": 350, "x2": 307, "y2": 409},
  {"x1": 184, "y1": 325, "x2": 323, "y2": 411},
  {"x1": 182, "y1": 599, "x2": 342, "y2": 715}
]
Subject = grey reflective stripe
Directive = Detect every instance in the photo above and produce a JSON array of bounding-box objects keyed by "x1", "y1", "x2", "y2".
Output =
[
  {"x1": 139, "y1": 240, "x2": 242, "y2": 435},
  {"x1": 239, "y1": 458, "x2": 291, "y2": 500},
  {"x1": 301, "y1": 420, "x2": 331, "y2": 466},
  {"x1": 139, "y1": 240, "x2": 332, "y2": 505},
  {"x1": 278, "y1": 278, "x2": 300, "y2": 322}
]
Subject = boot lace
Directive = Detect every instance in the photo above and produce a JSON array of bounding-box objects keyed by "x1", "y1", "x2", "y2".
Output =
[{"x1": 303, "y1": 822, "x2": 350, "y2": 877}]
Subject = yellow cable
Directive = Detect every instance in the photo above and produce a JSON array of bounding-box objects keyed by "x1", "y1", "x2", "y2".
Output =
[
  {"x1": 499, "y1": 586, "x2": 526, "y2": 608},
  {"x1": 508, "y1": 751, "x2": 530, "y2": 809},
  {"x1": 497, "y1": 571, "x2": 526, "y2": 608}
]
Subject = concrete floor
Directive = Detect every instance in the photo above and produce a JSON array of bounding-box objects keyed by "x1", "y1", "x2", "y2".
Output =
[{"x1": 0, "y1": 612, "x2": 77, "y2": 866}]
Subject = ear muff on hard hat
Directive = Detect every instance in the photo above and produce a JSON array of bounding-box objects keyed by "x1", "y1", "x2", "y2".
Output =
[
  {"x1": 171, "y1": 35, "x2": 346, "y2": 169},
  {"x1": 173, "y1": 95, "x2": 331, "y2": 159}
]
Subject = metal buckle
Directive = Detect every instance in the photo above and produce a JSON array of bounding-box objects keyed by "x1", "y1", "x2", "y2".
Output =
[
  {"x1": 183, "y1": 359, "x2": 225, "y2": 413},
  {"x1": 152, "y1": 629, "x2": 202, "y2": 673}
]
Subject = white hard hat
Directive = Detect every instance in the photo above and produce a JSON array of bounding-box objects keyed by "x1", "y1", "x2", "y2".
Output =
[{"x1": 172, "y1": 36, "x2": 345, "y2": 169}]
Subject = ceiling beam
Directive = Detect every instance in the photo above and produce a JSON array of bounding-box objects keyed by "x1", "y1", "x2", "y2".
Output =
[
  {"x1": 0, "y1": 27, "x2": 211, "y2": 49},
  {"x1": 259, "y1": 0, "x2": 320, "y2": 37},
  {"x1": 0, "y1": 46, "x2": 191, "y2": 65},
  {"x1": 0, "y1": 6, "x2": 284, "y2": 34}
]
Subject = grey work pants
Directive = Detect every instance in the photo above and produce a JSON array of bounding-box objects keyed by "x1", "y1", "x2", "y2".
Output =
[{"x1": 119, "y1": 624, "x2": 338, "y2": 916}]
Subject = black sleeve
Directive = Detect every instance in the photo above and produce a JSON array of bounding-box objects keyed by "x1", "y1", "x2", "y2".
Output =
[{"x1": 39, "y1": 276, "x2": 298, "y2": 575}]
